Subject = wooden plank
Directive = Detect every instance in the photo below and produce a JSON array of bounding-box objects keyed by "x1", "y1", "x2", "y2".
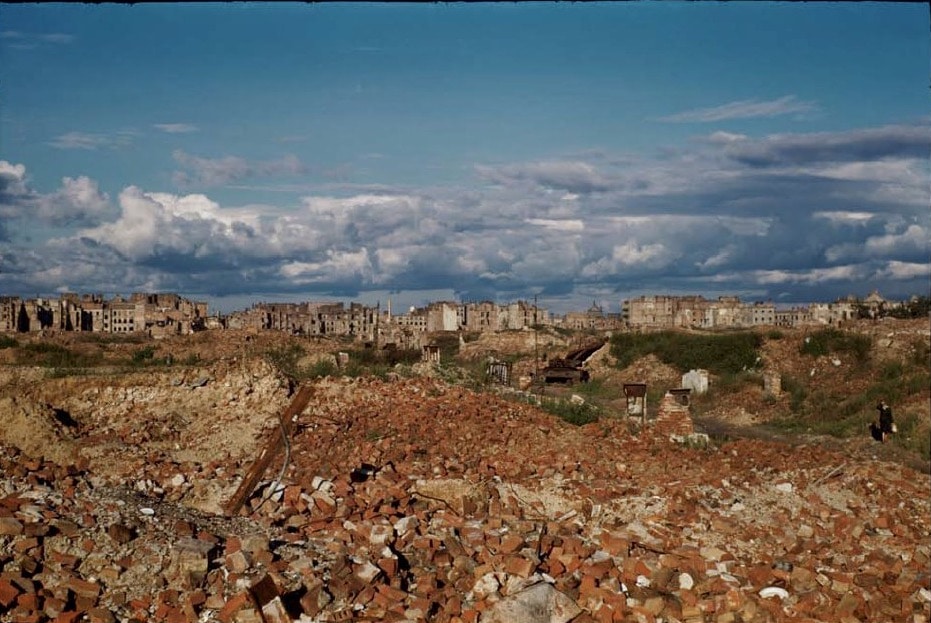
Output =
[{"x1": 223, "y1": 385, "x2": 314, "y2": 517}]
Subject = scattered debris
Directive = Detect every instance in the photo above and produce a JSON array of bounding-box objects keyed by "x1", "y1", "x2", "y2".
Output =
[{"x1": 0, "y1": 352, "x2": 927, "y2": 623}]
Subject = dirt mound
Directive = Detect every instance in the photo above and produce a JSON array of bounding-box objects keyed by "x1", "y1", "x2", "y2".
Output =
[
  {"x1": 614, "y1": 352, "x2": 682, "y2": 387},
  {"x1": 0, "y1": 396, "x2": 78, "y2": 464},
  {"x1": 458, "y1": 328, "x2": 572, "y2": 361}
]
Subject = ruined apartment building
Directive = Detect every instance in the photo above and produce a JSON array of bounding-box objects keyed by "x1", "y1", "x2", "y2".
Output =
[
  {"x1": 556, "y1": 301, "x2": 624, "y2": 331},
  {"x1": 0, "y1": 293, "x2": 207, "y2": 336},
  {"x1": 229, "y1": 299, "x2": 555, "y2": 344},
  {"x1": 624, "y1": 294, "x2": 861, "y2": 330},
  {"x1": 224, "y1": 302, "x2": 378, "y2": 340}
]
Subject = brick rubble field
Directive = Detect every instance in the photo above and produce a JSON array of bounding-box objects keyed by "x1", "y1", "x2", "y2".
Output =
[{"x1": 0, "y1": 346, "x2": 929, "y2": 623}]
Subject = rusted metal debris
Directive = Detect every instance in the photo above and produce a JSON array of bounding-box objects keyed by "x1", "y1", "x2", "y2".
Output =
[
  {"x1": 541, "y1": 338, "x2": 606, "y2": 385},
  {"x1": 223, "y1": 385, "x2": 314, "y2": 517}
]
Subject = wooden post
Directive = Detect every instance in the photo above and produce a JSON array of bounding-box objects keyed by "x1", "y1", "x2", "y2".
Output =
[{"x1": 223, "y1": 385, "x2": 314, "y2": 517}]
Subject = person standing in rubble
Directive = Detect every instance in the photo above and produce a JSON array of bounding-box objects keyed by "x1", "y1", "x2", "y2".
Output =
[{"x1": 877, "y1": 400, "x2": 895, "y2": 443}]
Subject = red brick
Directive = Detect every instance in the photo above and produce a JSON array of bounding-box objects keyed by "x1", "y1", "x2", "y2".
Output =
[
  {"x1": 16, "y1": 591, "x2": 38, "y2": 610},
  {"x1": 67, "y1": 577, "x2": 100, "y2": 599},
  {"x1": 599, "y1": 532, "x2": 629, "y2": 557},
  {"x1": 216, "y1": 592, "x2": 250, "y2": 623},
  {"x1": 377, "y1": 556, "x2": 398, "y2": 577},
  {"x1": 0, "y1": 517, "x2": 24, "y2": 536},
  {"x1": 498, "y1": 534, "x2": 524, "y2": 554},
  {"x1": 87, "y1": 608, "x2": 116, "y2": 623},
  {"x1": 0, "y1": 578, "x2": 20, "y2": 607},
  {"x1": 503, "y1": 555, "x2": 535, "y2": 578}
]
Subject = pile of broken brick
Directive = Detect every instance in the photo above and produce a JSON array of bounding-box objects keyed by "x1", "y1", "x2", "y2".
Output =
[{"x1": 1, "y1": 375, "x2": 929, "y2": 622}]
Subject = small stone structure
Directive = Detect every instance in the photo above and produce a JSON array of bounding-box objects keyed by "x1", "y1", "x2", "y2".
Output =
[
  {"x1": 763, "y1": 371, "x2": 781, "y2": 399},
  {"x1": 669, "y1": 388, "x2": 691, "y2": 406},
  {"x1": 654, "y1": 391, "x2": 695, "y2": 437},
  {"x1": 681, "y1": 369, "x2": 709, "y2": 395},
  {"x1": 422, "y1": 344, "x2": 441, "y2": 364},
  {"x1": 623, "y1": 383, "x2": 647, "y2": 422},
  {"x1": 486, "y1": 360, "x2": 512, "y2": 386}
]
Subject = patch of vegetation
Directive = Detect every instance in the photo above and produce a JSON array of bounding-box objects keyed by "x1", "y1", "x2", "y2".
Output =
[
  {"x1": 460, "y1": 331, "x2": 482, "y2": 343},
  {"x1": 570, "y1": 377, "x2": 615, "y2": 401},
  {"x1": 304, "y1": 358, "x2": 338, "y2": 379},
  {"x1": 769, "y1": 357, "x2": 930, "y2": 461},
  {"x1": 799, "y1": 328, "x2": 871, "y2": 362},
  {"x1": 348, "y1": 347, "x2": 421, "y2": 368},
  {"x1": 0, "y1": 335, "x2": 17, "y2": 349},
  {"x1": 781, "y1": 375, "x2": 808, "y2": 413},
  {"x1": 16, "y1": 342, "x2": 104, "y2": 369},
  {"x1": 887, "y1": 295, "x2": 930, "y2": 319},
  {"x1": 538, "y1": 398, "x2": 600, "y2": 426},
  {"x1": 75, "y1": 332, "x2": 147, "y2": 345},
  {"x1": 766, "y1": 329, "x2": 784, "y2": 340},
  {"x1": 893, "y1": 409, "x2": 931, "y2": 462},
  {"x1": 264, "y1": 343, "x2": 305, "y2": 378},
  {"x1": 331, "y1": 347, "x2": 421, "y2": 380},
  {"x1": 429, "y1": 334, "x2": 462, "y2": 361},
  {"x1": 609, "y1": 330, "x2": 763, "y2": 376},
  {"x1": 910, "y1": 337, "x2": 930, "y2": 369},
  {"x1": 714, "y1": 370, "x2": 763, "y2": 393},
  {"x1": 131, "y1": 345, "x2": 157, "y2": 365}
]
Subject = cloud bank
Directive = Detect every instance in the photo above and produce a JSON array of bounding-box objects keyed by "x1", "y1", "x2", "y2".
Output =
[{"x1": 1, "y1": 121, "x2": 928, "y2": 310}]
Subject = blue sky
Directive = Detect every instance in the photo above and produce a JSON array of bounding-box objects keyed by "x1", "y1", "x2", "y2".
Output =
[{"x1": 1, "y1": 2, "x2": 928, "y2": 314}]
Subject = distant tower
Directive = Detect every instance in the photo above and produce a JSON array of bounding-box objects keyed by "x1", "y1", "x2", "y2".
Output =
[{"x1": 387, "y1": 298, "x2": 392, "y2": 320}]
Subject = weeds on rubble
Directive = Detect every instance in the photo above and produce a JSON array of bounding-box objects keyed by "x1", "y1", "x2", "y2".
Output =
[
  {"x1": 336, "y1": 348, "x2": 419, "y2": 380},
  {"x1": 538, "y1": 398, "x2": 600, "y2": 426},
  {"x1": 264, "y1": 343, "x2": 305, "y2": 378},
  {"x1": 130, "y1": 345, "x2": 157, "y2": 365},
  {"x1": 768, "y1": 355, "x2": 930, "y2": 461},
  {"x1": 799, "y1": 328, "x2": 871, "y2": 362},
  {"x1": 570, "y1": 378, "x2": 615, "y2": 401},
  {"x1": 16, "y1": 342, "x2": 103, "y2": 369},
  {"x1": 781, "y1": 375, "x2": 808, "y2": 413},
  {"x1": 766, "y1": 329, "x2": 784, "y2": 340},
  {"x1": 609, "y1": 331, "x2": 762, "y2": 376},
  {"x1": 715, "y1": 370, "x2": 764, "y2": 393},
  {"x1": 72, "y1": 332, "x2": 146, "y2": 345},
  {"x1": 0, "y1": 335, "x2": 17, "y2": 349},
  {"x1": 910, "y1": 337, "x2": 931, "y2": 368},
  {"x1": 894, "y1": 410, "x2": 931, "y2": 461},
  {"x1": 305, "y1": 358, "x2": 338, "y2": 379}
]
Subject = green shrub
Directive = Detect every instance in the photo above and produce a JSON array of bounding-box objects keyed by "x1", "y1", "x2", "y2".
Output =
[
  {"x1": 264, "y1": 343, "x2": 305, "y2": 378},
  {"x1": 305, "y1": 358, "x2": 338, "y2": 379},
  {"x1": 429, "y1": 334, "x2": 462, "y2": 361},
  {"x1": 17, "y1": 342, "x2": 103, "y2": 368},
  {"x1": 131, "y1": 345, "x2": 157, "y2": 364},
  {"x1": 571, "y1": 377, "x2": 614, "y2": 401},
  {"x1": 766, "y1": 329, "x2": 784, "y2": 340},
  {"x1": 781, "y1": 375, "x2": 807, "y2": 413},
  {"x1": 910, "y1": 337, "x2": 931, "y2": 368},
  {"x1": 715, "y1": 370, "x2": 763, "y2": 393},
  {"x1": 800, "y1": 328, "x2": 871, "y2": 361},
  {"x1": 540, "y1": 399, "x2": 600, "y2": 426},
  {"x1": 0, "y1": 335, "x2": 17, "y2": 349},
  {"x1": 610, "y1": 331, "x2": 762, "y2": 376}
]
